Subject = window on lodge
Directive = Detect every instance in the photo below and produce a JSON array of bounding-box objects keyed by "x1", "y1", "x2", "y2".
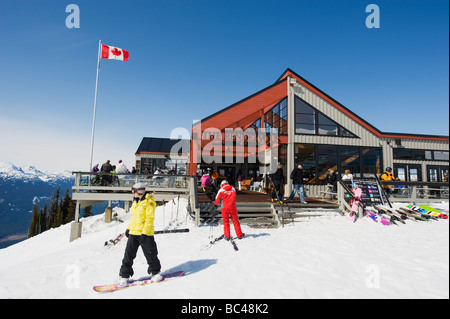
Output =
[
  {"x1": 294, "y1": 144, "x2": 382, "y2": 184},
  {"x1": 249, "y1": 98, "x2": 287, "y2": 134},
  {"x1": 295, "y1": 96, "x2": 357, "y2": 137},
  {"x1": 393, "y1": 148, "x2": 449, "y2": 161},
  {"x1": 427, "y1": 165, "x2": 449, "y2": 183}
]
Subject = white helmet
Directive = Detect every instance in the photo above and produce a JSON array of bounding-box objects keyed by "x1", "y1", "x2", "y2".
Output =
[{"x1": 132, "y1": 182, "x2": 147, "y2": 194}]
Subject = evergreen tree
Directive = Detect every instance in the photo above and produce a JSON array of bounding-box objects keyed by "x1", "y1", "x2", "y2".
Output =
[
  {"x1": 47, "y1": 187, "x2": 60, "y2": 229},
  {"x1": 39, "y1": 204, "x2": 48, "y2": 233},
  {"x1": 65, "y1": 199, "x2": 76, "y2": 223},
  {"x1": 83, "y1": 205, "x2": 93, "y2": 218},
  {"x1": 28, "y1": 188, "x2": 78, "y2": 237},
  {"x1": 60, "y1": 189, "x2": 71, "y2": 223},
  {"x1": 52, "y1": 204, "x2": 63, "y2": 228},
  {"x1": 28, "y1": 202, "x2": 39, "y2": 238}
]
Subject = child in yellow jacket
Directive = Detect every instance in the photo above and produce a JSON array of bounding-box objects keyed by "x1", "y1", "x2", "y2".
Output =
[{"x1": 118, "y1": 183, "x2": 162, "y2": 286}]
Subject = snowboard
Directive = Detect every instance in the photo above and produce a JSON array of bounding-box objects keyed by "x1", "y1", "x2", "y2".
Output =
[
  {"x1": 398, "y1": 207, "x2": 431, "y2": 221},
  {"x1": 365, "y1": 209, "x2": 388, "y2": 225},
  {"x1": 374, "y1": 206, "x2": 406, "y2": 224},
  {"x1": 349, "y1": 187, "x2": 362, "y2": 223},
  {"x1": 406, "y1": 205, "x2": 438, "y2": 220},
  {"x1": 367, "y1": 211, "x2": 379, "y2": 223},
  {"x1": 419, "y1": 205, "x2": 449, "y2": 219},
  {"x1": 93, "y1": 270, "x2": 184, "y2": 293}
]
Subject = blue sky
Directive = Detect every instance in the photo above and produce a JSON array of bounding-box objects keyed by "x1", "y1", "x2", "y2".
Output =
[{"x1": 0, "y1": 0, "x2": 448, "y2": 172}]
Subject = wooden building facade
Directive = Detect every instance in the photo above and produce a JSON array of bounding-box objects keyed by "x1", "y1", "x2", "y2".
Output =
[{"x1": 187, "y1": 68, "x2": 448, "y2": 196}]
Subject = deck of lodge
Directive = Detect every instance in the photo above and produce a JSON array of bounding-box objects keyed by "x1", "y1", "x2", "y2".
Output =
[
  {"x1": 199, "y1": 189, "x2": 338, "y2": 205},
  {"x1": 69, "y1": 172, "x2": 341, "y2": 240},
  {"x1": 197, "y1": 189, "x2": 340, "y2": 227}
]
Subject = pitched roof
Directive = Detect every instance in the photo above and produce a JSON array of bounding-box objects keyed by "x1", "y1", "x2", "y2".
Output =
[
  {"x1": 280, "y1": 68, "x2": 448, "y2": 141},
  {"x1": 198, "y1": 78, "x2": 287, "y2": 131},
  {"x1": 194, "y1": 68, "x2": 447, "y2": 141},
  {"x1": 136, "y1": 137, "x2": 189, "y2": 155}
]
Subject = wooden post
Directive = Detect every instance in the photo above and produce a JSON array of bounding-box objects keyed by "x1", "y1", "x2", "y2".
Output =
[
  {"x1": 69, "y1": 201, "x2": 82, "y2": 242},
  {"x1": 70, "y1": 222, "x2": 82, "y2": 242},
  {"x1": 105, "y1": 207, "x2": 112, "y2": 223}
]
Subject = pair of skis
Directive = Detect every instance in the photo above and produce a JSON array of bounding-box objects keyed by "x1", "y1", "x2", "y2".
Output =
[
  {"x1": 159, "y1": 196, "x2": 190, "y2": 234},
  {"x1": 104, "y1": 232, "x2": 125, "y2": 248},
  {"x1": 202, "y1": 234, "x2": 239, "y2": 251}
]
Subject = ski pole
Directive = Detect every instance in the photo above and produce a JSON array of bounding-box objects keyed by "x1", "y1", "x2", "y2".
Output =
[
  {"x1": 162, "y1": 199, "x2": 166, "y2": 229},
  {"x1": 176, "y1": 195, "x2": 180, "y2": 220}
]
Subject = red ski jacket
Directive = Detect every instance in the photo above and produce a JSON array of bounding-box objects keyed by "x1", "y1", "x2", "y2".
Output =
[{"x1": 214, "y1": 183, "x2": 237, "y2": 210}]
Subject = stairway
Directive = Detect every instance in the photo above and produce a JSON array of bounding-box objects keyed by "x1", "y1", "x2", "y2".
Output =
[{"x1": 196, "y1": 201, "x2": 340, "y2": 228}]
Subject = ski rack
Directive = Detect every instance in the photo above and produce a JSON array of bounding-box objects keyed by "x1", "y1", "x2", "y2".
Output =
[
  {"x1": 337, "y1": 180, "x2": 366, "y2": 217},
  {"x1": 337, "y1": 174, "x2": 393, "y2": 217},
  {"x1": 374, "y1": 173, "x2": 393, "y2": 208}
]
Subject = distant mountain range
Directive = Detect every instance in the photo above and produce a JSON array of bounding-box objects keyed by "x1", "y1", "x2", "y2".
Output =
[
  {"x1": 0, "y1": 161, "x2": 75, "y2": 249},
  {"x1": 0, "y1": 162, "x2": 73, "y2": 182}
]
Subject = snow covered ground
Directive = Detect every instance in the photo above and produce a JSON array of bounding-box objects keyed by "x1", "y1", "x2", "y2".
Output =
[{"x1": 0, "y1": 198, "x2": 448, "y2": 299}]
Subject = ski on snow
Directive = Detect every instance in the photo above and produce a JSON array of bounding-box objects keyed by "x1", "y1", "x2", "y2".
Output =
[
  {"x1": 104, "y1": 232, "x2": 125, "y2": 248},
  {"x1": 201, "y1": 234, "x2": 239, "y2": 251},
  {"x1": 201, "y1": 234, "x2": 225, "y2": 250},
  {"x1": 228, "y1": 237, "x2": 239, "y2": 251},
  {"x1": 93, "y1": 270, "x2": 185, "y2": 293}
]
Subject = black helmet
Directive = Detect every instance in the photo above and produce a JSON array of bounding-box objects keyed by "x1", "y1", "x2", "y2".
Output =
[{"x1": 386, "y1": 167, "x2": 392, "y2": 172}]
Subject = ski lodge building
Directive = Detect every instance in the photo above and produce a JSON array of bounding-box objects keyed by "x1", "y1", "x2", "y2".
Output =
[
  {"x1": 135, "y1": 68, "x2": 448, "y2": 197},
  {"x1": 135, "y1": 137, "x2": 190, "y2": 174}
]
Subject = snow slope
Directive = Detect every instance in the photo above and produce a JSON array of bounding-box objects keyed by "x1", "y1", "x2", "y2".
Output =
[{"x1": 0, "y1": 198, "x2": 448, "y2": 299}]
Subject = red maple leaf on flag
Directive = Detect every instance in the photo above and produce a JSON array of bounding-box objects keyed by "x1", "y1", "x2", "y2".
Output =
[{"x1": 111, "y1": 47, "x2": 122, "y2": 57}]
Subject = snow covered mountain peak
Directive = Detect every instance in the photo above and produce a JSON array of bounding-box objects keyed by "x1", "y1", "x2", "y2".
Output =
[{"x1": 0, "y1": 161, "x2": 73, "y2": 182}]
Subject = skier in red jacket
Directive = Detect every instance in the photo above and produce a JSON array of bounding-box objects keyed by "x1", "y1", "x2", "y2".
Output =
[{"x1": 214, "y1": 180, "x2": 244, "y2": 240}]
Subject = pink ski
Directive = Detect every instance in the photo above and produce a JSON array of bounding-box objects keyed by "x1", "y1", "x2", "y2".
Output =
[{"x1": 349, "y1": 186, "x2": 362, "y2": 223}]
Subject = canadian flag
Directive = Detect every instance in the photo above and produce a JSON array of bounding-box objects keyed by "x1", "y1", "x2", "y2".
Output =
[{"x1": 101, "y1": 44, "x2": 129, "y2": 61}]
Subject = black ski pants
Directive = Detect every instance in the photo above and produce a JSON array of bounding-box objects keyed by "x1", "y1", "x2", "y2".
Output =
[
  {"x1": 119, "y1": 234, "x2": 161, "y2": 278},
  {"x1": 272, "y1": 181, "x2": 284, "y2": 200}
]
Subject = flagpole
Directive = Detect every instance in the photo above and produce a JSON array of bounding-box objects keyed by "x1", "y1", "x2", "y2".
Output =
[{"x1": 89, "y1": 40, "x2": 102, "y2": 173}]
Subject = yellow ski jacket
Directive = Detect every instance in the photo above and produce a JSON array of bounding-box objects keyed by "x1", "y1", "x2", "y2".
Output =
[
  {"x1": 127, "y1": 193, "x2": 156, "y2": 236},
  {"x1": 380, "y1": 171, "x2": 395, "y2": 181}
]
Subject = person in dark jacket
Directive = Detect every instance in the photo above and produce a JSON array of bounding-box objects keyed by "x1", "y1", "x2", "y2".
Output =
[
  {"x1": 325, "y1": 169, "x2": 337, "y2": 199},
  {"x1": 270, "y1": 164, "x2": 285, "y2": 202},
  {"x1": 289, "y1": 164, "x2": 307, "y2": 203},
  {"x1": 100, "y1": 160, "x2": 112, "y2": 186}
]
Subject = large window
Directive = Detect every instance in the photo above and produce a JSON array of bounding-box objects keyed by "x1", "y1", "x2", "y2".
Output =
[
  {"x1": 295, "y1": 144, "x2": 382, "y2": 184},
  {"x1": 393, "y1": 148, "x2": 449, "y2": 161},
  {"x1": 264, "y1": 98, "x2": 287, "y2": 134},
  {"x1": 427, "y1": 165, "x2": 449, "y2": 182},
  {"x1": 340, "y1": 146, "x2": 360, "y2": 176},
  {"x1": 394, "y1": 164, "x2": 422, "y2": 182},
  {"x1": 318, "y1": 113, "x2": 337, "y2": 136},
  {"x1": 433, "y1": 151, "x2": 449, "y2": 161},
  {"x1": 316, "y1": 145, "x2": 338, "y2": 184},
  {"x1": 140, "y1": 158, "x2": 165, "y2": 174},
  {"x1": 294, "y1": 144, "x2": 316, "y2": 183},
  {"x1": 295, "y1": 96, "x2": 358, "y2": 138},
  {"x1": 295, "y1": 98, "x2": 315, "y2": 134},
  {"x1": 250, "y1": 98, "x2": 287, "y2": 135},
  {"x1": 361, "y1": 147, "x2": 382, "y2": 175}
]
